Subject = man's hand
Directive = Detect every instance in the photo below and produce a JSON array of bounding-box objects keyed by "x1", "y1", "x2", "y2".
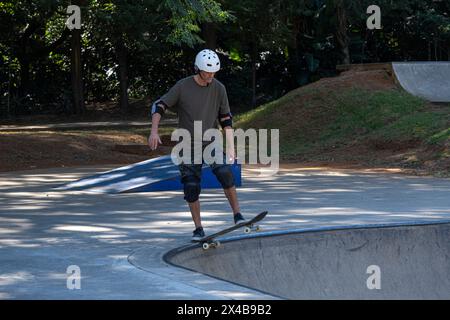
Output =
[
  {"x1": 226, "y1": 145, "x2": 235, "y2": 164},
  {"x1": 223, "y1": 126, "x2": 235, "y2": 164},
  {"x1": 148, "y1": 132, "x2": 162, "y2": 150}
]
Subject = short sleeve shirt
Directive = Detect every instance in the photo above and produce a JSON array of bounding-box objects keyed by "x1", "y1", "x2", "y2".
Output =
[{"x1": 160, "y1": 76, "x2": 230, "y2": 137}]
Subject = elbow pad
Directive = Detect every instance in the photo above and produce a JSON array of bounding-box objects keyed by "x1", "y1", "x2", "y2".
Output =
[
  {"x1": 219, "y1": 112, "x2": 233, "y2": 128},
  {"x1": 151, "y1": 100, "x2": 167, "y2": 116}
]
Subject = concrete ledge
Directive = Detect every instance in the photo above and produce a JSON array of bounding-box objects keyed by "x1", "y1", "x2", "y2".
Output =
[{"x1": 165, "y1": 221, "x2": 450, "y2": 299}]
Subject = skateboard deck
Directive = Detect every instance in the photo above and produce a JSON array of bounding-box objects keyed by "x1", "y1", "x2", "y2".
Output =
[{"x1": 193, "y1": 211, "x2": 268, "y2": 250}]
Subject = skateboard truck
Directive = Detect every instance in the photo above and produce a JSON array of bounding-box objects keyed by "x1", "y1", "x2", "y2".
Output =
[
  {"x1": 244, "y1": 224, "x2": 261, "y2": 234},
  {"x1": 193, "y1": 211, "x2": 268, "y2": 250},
  {"x1": 202, "y1": 241, "x2": 221, "y2": 250}
]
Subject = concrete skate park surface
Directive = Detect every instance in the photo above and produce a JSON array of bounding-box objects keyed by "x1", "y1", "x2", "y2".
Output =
[
  {"x1": 1, "y1": 165, "x2": 450, "y2": 299},
  {"x1": 337, "y1": 61, "x2": 450, "y2": 103},
  {"x1": 165, "y1": 222, "x2": 450, "y2": 299},
  {"x1": 392, "y1": 62, "x2": 450, "y2": 102}
]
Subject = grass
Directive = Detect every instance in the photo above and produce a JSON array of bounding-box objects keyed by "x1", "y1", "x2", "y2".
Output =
[
  {"x1": 235, "y1": 85, "x2": 450, "y2": 163},
  {"x1": 427, "y1": 127, "x2": 450, "y2": 145}
]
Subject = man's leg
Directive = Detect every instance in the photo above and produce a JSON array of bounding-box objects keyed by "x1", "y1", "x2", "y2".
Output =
[
  {"x1": 223, "y1": 186, "x2": 241, "y2": 215},
  {"x1": 188, "y1": 200, "x2": 202, "y2": 228},
  {"x1": 212, "y1": 164, "x2": 242, "y2": 219},
  {"x1": 179, "y1": 164, "x2": 203, "y2": 228}
]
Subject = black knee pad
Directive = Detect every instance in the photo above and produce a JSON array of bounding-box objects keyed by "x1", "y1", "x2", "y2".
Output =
[
  {"x1": 182, "y1": 176, "x2": 201, "y2": 203},
  {"x1": 213, "y1": 166, "x2": 235, "y2": 189}
]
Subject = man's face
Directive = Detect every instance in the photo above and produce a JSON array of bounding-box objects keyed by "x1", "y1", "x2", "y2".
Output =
[{"x1": 199, "y1": 70, "x2": 216, "y2": 83}]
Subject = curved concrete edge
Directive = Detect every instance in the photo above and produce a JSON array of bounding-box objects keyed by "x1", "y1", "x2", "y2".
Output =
[
  {"x1": 166, "y1": 219, "x2": 450, "y2": 251},
  {"x1": 392, "y1": 62, "x2": 450, "y2": 102},
  {"x1": 211, "y1": 218, "x2": 450, "y2": 244},
  {"x1": 162, "y1": 245, "x2": 285, "y2": 300},
  {"x1": 164, "y1": 219, "x2": 450, "y2": 300},
  {"x1": 128, "y1": 245, "x2": 280, "y2": 300}
]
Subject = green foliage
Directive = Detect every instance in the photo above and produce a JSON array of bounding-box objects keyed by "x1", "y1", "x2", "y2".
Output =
[
  {"x1": 0, "y1": 0, "x2": 449, "y2": 118},
  {"x1": 159, "y1": 0, "x2": 232, "y2": 46},
  {"x1": 236, "y1": 86, "x2": 449, "y2": 158}
]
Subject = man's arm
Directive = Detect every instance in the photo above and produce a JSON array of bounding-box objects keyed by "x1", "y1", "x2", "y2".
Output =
[
  {"x1": 149, "y1": 112, "x2": 163, "y2": 150},
  {"x1": 148, "y1": 81, "x2": 180, "y2": 150},
  {"x1": 148, "y1": 99, "x2": 168, "y2": 150},
  {"x1": 218, "y1": 84, "x2": 234, "y2": 163},
  {"x1": 219, "y1": 114, "x2": 235, "y2": 163}
]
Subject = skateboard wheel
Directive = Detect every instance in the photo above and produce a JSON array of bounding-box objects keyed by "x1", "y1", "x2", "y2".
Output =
[
  {"x1": 210, "y1": 241, "x2": 220, "y2": 248},
  {"x1": 202, "y1": 243, "x2": 210, "y2": 250}
]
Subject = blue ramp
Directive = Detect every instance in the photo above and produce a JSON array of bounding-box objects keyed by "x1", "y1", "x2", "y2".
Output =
[{"x1": 57, "y1": 155, "x2": 242, "y2": 194}]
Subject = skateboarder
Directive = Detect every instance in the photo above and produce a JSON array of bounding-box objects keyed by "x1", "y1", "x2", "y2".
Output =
[{"x1": 148, "y1": 49, "x2": 246, "y2": 241}]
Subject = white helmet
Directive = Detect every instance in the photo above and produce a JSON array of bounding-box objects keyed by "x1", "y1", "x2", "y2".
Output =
[{"x1": 194, "y1": 49, "x2": 221, "y2": 73}]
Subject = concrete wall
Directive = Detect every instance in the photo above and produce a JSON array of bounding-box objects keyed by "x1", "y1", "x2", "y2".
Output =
[{"x1": 166, "y1": 223, "x2": 450, "y2": 299}]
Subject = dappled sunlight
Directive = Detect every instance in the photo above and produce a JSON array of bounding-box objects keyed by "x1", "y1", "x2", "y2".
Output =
[
  {"x1": 0, "y1": 239, "x2": 41, "y2": 248},
  {"x1": 244, "y1": 168, "x2": 354, "y2": 179},
  {"x1": 0, "y1": 292, "x2": 12, "y2": 299},
  {"x1": 163, "y1": 292, "x2": 197, "y2": 299},
  {"x1": 292, "y1": 207, "x2": 388, "y2": 215},
  {"x1": 0, "y1": 192, "x2": 55, "y2": 199},
  {"x1": 4, "y1": 203, "x2": 54, "y2": 211},
  {"x1": 152, "y1": 211, "x2": 192, "y2": 218},
  {"x1": 389, "y1": 213, "x2": 448, "y2": 219},
  {"x1": 417, "y1": 209, "x2": 450, "y2": 214},
  {"x1": 91, "y1": 221, "x2": 196, "y2": 235},
  {"x1": 406, "y1": 183, "x2": 450, "y2": 192},
  {"x1": 132, "y1": 227, "x2": 192, "y2": 235},
  {"x1": 0, "y1": 180, "x2": 27, "y2": 188},
  {"x1": 108, "y1": 255, "x2": 137, "y2": 271},
  {"x1": 45, "y1": 272, "x2": 69, "y2": 281},
  {"x1": 0, "y1": 217, "x2": 33, "y2": 235},
  {"x1": 0, "y1": 175, "x2": 78, "y2": 189},
  {"x1": 60, "y1": 173, "x2": 126, "y2": 190},
  {"x1": 53, "y1": 225, "x2": 114, "y2": 232},
  {"x1": 0, "y1": 272, "x2": 34, "y2": 286},
  {"x1": 1, "y1": 164, "x2": 450, "y2": 298},
  {"x1": 304, "y1": 188, "x2": 361, "y2": 193},
  {"x1": 115, "y1": 191, "x2": 183, "y2": 200},
  {"x1": 207, "y1": 290, "x2": 265, "y2": 299},
  {"x1": 33, "y1": 237, "x2": 77, "y2": 245},
  {"x1": 140, "y1": 237, "x2": 175, "y2": 243},
  {"x1": 91, "y1": 234, "x2": 128, "y2": 240},
  {"x1": 136, "y1": 220, "x2": 193, "y2": 228}
]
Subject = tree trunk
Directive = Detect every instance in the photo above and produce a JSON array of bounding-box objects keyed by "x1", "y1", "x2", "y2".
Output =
[
  {"x1": 70, "y1": 28, "x2": 85, "y2": 114},
  {"x1": 434, "y1": 38, "x2": 438, "y2": 61},
  {"x1": 18, "y1": 57, "x2": 30, "y2": 99},
  {"x1": 335, "y1": 0, "x2": 350, "y2": 65},
  {"x1": 251, "y1": 42, "x2": 257, "y2": 107},
  {"x1": 289, "y1": 16, "x2": 302, "y2": 87},
  {"x1": 116, "y1": 39, "x2": 129, "y2": 113},
  {"x1": 448, "y1": 42, "x2": 450, "y2": 61},
  {"x1": 202, "y1": 23, "x2": 217, "y2": 50},
  {"x1": 428, "y1": 42, "x2": 432, "y2": 61}
]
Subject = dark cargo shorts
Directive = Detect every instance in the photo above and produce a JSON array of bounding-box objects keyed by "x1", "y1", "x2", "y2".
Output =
[{"x1": 178, "y1": 151, "x2": 232, "y2": 182}]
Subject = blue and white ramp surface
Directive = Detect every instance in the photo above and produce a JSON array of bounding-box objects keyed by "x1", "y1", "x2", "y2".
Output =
[{"x1": 56, "y1": 155, "x2": 242, "y2": 194}]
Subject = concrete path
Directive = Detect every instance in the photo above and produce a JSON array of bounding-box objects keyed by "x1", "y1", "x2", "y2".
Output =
[
  {"x1": 1, "y1": 166, "x2": 450, "y2": 299},
  {"x1": 0, "y1": 119, "x2": 177, "y2": 132}
]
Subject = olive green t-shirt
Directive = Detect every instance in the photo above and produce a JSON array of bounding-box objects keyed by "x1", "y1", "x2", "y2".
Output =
[{"x1": 160, "y1": 75, "x2": 231, "y2": 138}]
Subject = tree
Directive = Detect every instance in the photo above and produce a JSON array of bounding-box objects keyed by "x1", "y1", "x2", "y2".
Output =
[
  {"x1": 0, "y1": 0, "x2": 71, "y2": 114},
  {"x1": 88, "y1": 0, "x2": 231, "y2": 112}
]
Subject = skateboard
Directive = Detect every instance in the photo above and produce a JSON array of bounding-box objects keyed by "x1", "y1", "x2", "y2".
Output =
[{"x1": 193, "y1": 211, "x2": 268, "y2": 250}]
